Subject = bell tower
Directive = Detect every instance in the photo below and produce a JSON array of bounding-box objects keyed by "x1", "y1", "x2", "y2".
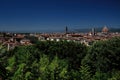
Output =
[{"x1": 65, "y1": 26, "x2": 68, "y2": 34}]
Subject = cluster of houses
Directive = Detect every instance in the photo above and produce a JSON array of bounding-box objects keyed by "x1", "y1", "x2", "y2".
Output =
[
  {"x1": 0, "y1": 26, "x2": 120, "y2": 51},
  {"x1": 38, "y1": 26, "x2": 120, "y2": 46},
  {"x1": 0, "y1": 33, "x2": 32, "y2": 51}
]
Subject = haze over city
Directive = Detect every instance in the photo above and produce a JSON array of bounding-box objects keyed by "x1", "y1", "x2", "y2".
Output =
[{"x1": 0, "y1": 0, "x2": 120, "y2": 32}]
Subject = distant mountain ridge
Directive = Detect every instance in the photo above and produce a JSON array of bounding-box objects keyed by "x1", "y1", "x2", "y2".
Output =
[
  {"x1": 73, "y1": 27, "x2": 120, "y2": 33},
  {"x1": 0, "y1": 27, "x2": 120, "y2": 33}
]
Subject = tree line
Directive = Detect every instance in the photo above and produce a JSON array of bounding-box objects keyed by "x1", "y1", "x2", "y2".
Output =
[{"x1": 0, "y1": 37, "x2": 120, "y2": 80}]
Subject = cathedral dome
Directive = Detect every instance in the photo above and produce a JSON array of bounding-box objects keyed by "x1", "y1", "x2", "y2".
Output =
[{"x1": 102, "y1": 26, "x2": 109, "y2": 33}]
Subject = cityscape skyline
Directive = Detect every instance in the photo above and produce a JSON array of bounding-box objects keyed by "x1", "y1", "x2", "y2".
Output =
[{"x1": 0, "y1": 0, "x2": 120, "y2": 32}]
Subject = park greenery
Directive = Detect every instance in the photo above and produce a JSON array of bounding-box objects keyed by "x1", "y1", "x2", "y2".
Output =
[{"x1": 0, "y1": 37, "x2": 120, "y2": 80}]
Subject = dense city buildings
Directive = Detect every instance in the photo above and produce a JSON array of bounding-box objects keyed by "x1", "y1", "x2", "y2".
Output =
[{"x1": 0, "y1": 26, "x2": 120, "y2": 51}]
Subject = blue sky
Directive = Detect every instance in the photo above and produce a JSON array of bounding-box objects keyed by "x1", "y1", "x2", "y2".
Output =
[{"x1": 0, "y1": 0, "x2": 120, "y2": 32}]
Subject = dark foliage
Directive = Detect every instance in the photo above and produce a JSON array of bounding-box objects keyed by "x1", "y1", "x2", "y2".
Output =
[{"x1": 0, "y1": 37, "x2": 120, "y2": 80}]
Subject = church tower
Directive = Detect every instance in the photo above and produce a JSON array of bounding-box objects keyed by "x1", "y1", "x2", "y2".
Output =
[{"x1": 65, "y1": 26, "x2": 68, "y2": 34}]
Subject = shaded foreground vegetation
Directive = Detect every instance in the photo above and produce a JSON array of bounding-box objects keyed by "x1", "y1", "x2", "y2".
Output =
[{"x1": 0, "y1": 37, "x2": 120, "y2": 80}]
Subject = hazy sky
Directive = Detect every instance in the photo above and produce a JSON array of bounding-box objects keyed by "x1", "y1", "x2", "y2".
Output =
[{"x1": 0, "y1": 0, "x2": 120, "y2": 32}]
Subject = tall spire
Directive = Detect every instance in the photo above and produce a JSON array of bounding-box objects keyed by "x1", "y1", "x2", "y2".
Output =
[
  {"x1": 65, "y1": 26, "x2": 68, "y2": 34},
  {"x1": 92, "y1": 28, "x2": 95, "y2": 36}
]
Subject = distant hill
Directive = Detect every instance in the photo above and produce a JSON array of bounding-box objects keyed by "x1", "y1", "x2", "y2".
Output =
[
  {"x1": 109, "y1": 28, "x2": 120, "y2": 32},
  {"x1": 73, "y1": 27, "x2": 120, "y2": 33}
]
